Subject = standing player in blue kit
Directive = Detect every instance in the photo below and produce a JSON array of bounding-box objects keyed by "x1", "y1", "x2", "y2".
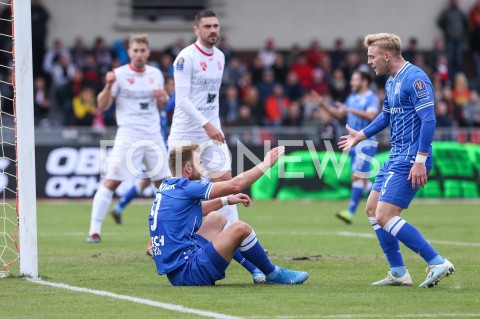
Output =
[{"x1": 339, "y1": 33, "x2": 455, "y2": 288}]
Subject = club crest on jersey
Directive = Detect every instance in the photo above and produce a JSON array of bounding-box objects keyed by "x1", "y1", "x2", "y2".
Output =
[
  {"x1": 149, "y1": 77, "x2": 154, "y2": 84},
  {"x1": 176, "y1": 57, "x2": 184, "y2": 71},
  {"x1": 394, "y1": 82, "x2": 401, "y2": 95},
  {"x1": 217, "y1": 61, "x2": 222, "y2": 70},
  {"x1": 200, "y1": 61, "x2": 207, "y2": 71},
  {"x1": 127, "y1": 77, "x2": 135, "y2": 85},
  {"x1": 413, "y1": 80, "x2": 429, "y2": 98}
]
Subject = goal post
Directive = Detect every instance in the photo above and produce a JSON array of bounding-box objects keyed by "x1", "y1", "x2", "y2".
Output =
[{"x1": 13, "y1": 0, "x2": 38, "y2": 278}]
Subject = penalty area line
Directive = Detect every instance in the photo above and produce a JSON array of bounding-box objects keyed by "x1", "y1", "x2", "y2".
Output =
[{"x1": 27, "y1": 278, "x2": 243, "y2": 319}]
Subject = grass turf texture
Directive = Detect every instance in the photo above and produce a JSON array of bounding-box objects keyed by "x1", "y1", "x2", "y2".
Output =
[{"x1": 1, "y1": 200, "x2": 479, "y2": 319}]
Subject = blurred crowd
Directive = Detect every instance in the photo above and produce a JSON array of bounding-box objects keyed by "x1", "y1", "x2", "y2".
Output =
[{"x1": 0, "y1": 0, "x2": 480, "y2": 140}]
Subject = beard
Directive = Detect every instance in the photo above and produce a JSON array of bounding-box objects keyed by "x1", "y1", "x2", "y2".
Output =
[{"x1": 204, "y1": 34, "x2": 218, "y2": 45}]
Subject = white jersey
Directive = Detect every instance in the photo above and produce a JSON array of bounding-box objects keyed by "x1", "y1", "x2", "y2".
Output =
[
  {"x1": 111, "y1": 64, "x2": 164, "y2": 135},
  {"x1": 171, "y1": 41, "x2": 225, "y2": 136}
]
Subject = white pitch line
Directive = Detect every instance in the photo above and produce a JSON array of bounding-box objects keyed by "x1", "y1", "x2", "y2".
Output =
[
  {"x1": 44, "y1": 230, "x2": 480, "y2": 248},
  {"x1": 258, "y1": 230, "x2": 480, "y2": 248},
  {"x1": 337, "y1": 231, "x2": 480, "y2": 247},
  {"x1": 249, "y1": 313, "x2": 480, "y2": 318},
  {"x1": 28, "y1": 278, "x2": 243, "y2": 319}
]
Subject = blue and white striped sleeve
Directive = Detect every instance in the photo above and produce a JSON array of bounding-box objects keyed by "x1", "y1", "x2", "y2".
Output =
[
  {"x1": 185, "y1": 181, "x2": 214, "y2": 200},
  {"x1": 363, "y1": 95, "x2": 390, "y2": 138},
  {"x1": 410, "y1": 77, "x2": 436, "y2": 153}
]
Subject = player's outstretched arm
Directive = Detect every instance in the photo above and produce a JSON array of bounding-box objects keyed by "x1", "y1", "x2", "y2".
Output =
[
  {"x1": 208, "y1": 146, "x2": 285, "y2": 198},
  {"x1": 311, "y1": 90, "x2": 345, "y2": 120},
  {"x1": 338, "y1": 124, "x2": 366, "y2": 150},
  {"x1": 201, "y1": 193, "x2": 251, "y2": 216}
]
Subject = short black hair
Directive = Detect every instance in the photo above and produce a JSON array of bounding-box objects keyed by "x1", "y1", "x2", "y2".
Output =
[{"x1": 194, "y1": 9, "x2": 217, "y2": 26}]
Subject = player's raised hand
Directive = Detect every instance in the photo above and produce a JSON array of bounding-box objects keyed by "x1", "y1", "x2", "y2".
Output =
[
  {"x1": 338, "y1": 124, "x2": 365, "y2": 150},
  {"x1": 262, "y1": 146, "x2": 285, "y2": 168},
  {"x1": 408, "y1": 163, "x2": 427, "y2": 189},
  {"x1": 105, "y1": 71, "x2": 116, "y2": 86},
  {"x1": 227, "y1": 193, "x2": 251, "y2": 207},
  {"x1": 204, "y1": 122, "x2": 225, "y2": 144}
]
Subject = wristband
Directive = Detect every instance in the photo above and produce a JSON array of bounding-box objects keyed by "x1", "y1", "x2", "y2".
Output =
[
  {"x1": 415, "y1": 154, "x2": 428, "y2": 164},
  {"x1": 220, "y1": 196, "x2": 229, "y2": 206}
]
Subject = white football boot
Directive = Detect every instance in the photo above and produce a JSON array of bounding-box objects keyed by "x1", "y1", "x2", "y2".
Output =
[
  {"x1": 371, "y1": 270, "x2": 412, "y2": 286},
  {"x1": 419, "y1": 258, "x2": 455, "y2": 288}
]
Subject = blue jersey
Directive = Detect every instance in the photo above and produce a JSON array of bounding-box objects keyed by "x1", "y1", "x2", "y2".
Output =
[
  {"x1": 148, "y1": 177, "x2": 213, "y2": 276},
  {"x1": 160, "y1": 91, "x2": 175, "y2": 143},
  {"x1": 383, "y1": 62, "x2": 435, "y2": 164},
  {"x1": 345, "y1": 90, "x2": 380, "y2": 138}
]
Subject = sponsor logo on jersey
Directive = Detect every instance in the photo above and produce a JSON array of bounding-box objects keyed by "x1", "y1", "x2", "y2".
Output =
[
  {"x1": 413, "y1": 80, "x2": 429, "y2": 98},
  {"x1": 176, "y1": 57, "x2": 184, "y2": 71},
  {"x1": 217, "y1": 61, "x2": 222, "y2": 70},
  {"x1": 390, "y1": 107, "x2": 404, "y2": 114},
  {"x1": 127, "y1": 77, "x2": 135, "y2": 85},
  {"x1": 207, "y1": 93, "x2": 216, "y2": 103},
  {"x1": 200, "y1": 61, "x2": 207, "y2": 71}
]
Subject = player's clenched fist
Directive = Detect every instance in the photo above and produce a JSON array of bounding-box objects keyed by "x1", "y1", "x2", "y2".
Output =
[{"x1": 153, "y1": 88, "x2": 168, "y2": 102}]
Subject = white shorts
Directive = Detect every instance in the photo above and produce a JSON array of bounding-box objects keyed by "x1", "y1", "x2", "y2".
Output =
[
  {"x1": 168, "y1": 133, "x2": 232, "y2": 176},
  {"x1": 105, "y1": 130, "x2": 171, "y2": 182}
]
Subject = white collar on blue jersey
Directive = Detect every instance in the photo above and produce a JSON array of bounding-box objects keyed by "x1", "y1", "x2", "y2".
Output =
[{"x1": 393, "y1": 62, "x2": 410, "y2": 80}]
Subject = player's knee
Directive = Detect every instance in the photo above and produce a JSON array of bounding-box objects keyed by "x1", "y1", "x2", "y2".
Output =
[
  {"x1": 230, "y1": 221, "x2": 252, "y2": 239},
  {"x1": 104, "y1": 180, "x2": 121, "y2": 191},
  {"x1": 205, "y1": 211, "x2": 228, "y2": 228},
  {"x1": 375, "y1": 213, "x2": 389, "y2": 227},
  {"x1": 365, "y1": 204, "x2": 375, "y2": 217}
]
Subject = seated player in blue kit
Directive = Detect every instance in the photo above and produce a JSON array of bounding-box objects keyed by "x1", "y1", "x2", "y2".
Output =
[{"x1": 148, "y1": 145, "x2": 309, "y2": 286}]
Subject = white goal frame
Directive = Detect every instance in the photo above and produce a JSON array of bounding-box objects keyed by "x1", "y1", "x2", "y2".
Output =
[{"x1": 13, "y1": 0, "x2": 38, "y2": 278}]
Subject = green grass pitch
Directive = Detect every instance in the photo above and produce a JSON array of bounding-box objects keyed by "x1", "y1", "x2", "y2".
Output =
[{"x1": 1, "y1": 199, "x2": 480, "y2": 318}]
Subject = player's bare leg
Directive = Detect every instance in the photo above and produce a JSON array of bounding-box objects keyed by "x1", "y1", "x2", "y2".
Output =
[{"x1": 87, "y1": 179, "x2": 122, "y2": 243}]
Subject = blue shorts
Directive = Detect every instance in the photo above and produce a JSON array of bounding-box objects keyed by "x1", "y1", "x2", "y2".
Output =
[
  {"x1": 372, "y1": 160, "x2": 430, "y2": 209},
  {"x1": 350, "y1": 144, "x2": 377, "y2": 178},
  {"x1": 166, "y1": 234, "x2": 229, "y2": 286}
]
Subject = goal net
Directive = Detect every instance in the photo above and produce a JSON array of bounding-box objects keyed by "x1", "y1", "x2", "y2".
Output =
[{"x1": 0, "y1": 0, "x2": 37, "y2": 278}]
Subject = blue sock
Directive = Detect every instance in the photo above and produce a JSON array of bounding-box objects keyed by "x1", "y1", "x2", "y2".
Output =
[
  {"x1": 233, "y1": 249, "x2": 258, "y2": 274},
  {"x1": 369, "y1": 217, "x2": 406, "y2": 277},
  {"x1": 427, "y1": 255, "x2": 445, "y2": 266},
  {"x1": 239, "y1": 230, "x2": 275, "y2": 276},
  {"x1": 348, "y1": 180, "x2": 364, "y2": 215},
  {"x1": 115, "y1": 184, "x2": 140, "y2": 214},
  {"x1": 383, "y1": 216, "x2": 441, "y2": 264}
]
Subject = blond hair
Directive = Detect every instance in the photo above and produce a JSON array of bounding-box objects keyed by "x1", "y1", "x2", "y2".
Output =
[
  {"x1": 129, "y1": 34, "x2": 149, "y2": 48},
  {"x1": 168, "y1": 144, "x2": 199, "y2": 176},
  {"x1": 364, "y1": 33, "x2": 402, "y2": 57}
]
